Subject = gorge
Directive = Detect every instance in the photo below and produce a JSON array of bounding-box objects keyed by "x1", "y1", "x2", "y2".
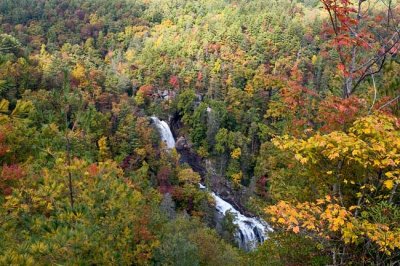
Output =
[{"x1": 151, "y1": 116, "x2": 272, "y2": 251}]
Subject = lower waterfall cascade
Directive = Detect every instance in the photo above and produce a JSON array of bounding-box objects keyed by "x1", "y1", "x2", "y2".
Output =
[{"x1": 151, "y1": 116, "x2": 272, "y2": 250}]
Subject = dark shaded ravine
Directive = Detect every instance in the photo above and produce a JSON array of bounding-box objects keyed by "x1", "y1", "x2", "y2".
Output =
[{"x1": 169, "y1": 112, "x2": 255, "y2": 217}]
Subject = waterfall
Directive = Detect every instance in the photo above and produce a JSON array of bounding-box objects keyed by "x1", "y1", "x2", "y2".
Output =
[
  {"x1": 150, "y1": 116, "x2": 176, "y2": 149},
  {"x1": 151, "y1": 116, "x2": 272, "y2": 250},
  {"x1": 209, "y1": 190, "x2": 272, "y2": 251}
]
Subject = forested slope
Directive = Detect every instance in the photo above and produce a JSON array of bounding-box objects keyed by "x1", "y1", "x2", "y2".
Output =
[{"x1": 0, "y1": 0, "x2": 399, "y2": 265}]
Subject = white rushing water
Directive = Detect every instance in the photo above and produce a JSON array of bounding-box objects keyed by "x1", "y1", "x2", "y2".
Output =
[
  {"x1": 150, "y1": 116, "x2": 176, "y2": 149},
  {"x1": 210, "y1": 190, "x2": 272, "y2": 250},
  {"x1": 151, "y1": 116, "x2": 272, "y2": 250}
]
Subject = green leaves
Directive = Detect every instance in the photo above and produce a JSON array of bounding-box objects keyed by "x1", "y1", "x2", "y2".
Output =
[{"x1": 0, "y1": 34, "x2": 21, "y2": 55}]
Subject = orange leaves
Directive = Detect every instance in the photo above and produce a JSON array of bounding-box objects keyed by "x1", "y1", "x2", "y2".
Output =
[
  {"x1": 266, "y1": 200, "x2": 320, "y2": 235},
  {"x1": 337, "y1": 63, "x2": 346, "y2": 74},
  {"x1": 321, "y1": 204, "x2": 349, "y2": 232},
  {"x1": 138, "y1": 84, "x2": 154, "y2": 97},
  {"x1": 292, "y1": 226, "x2": 300, "y2": 233},
  {"x1": 87, "y1": 163, "x2": 99, "y2": 177}
]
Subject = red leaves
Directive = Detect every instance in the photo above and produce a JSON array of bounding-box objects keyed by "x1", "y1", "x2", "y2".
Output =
[
  {"x1": 337, "y1": 63, "x2": 352, "y2": 77},
  {"x1": 335, "y1": 35, "x2": 352, "y2": 47},
  {"x1": 197, "y1": 71, "x2": 203, "y2": 81},
  {"x1": 87, "y1": 163, "x2": 99, "y2": 177},
  {"x1": 1, "y1": 164, "x2": 24, "y2": 181},
  {"x1": 338, "y1": 63, "x2": 346, "y2": 73},
  {"x1": 157, "y1": 166, "x2": 172, "y2": 194},
  {"x1": 169, "y1": 75, "x2": 180, "y2": 89},
  {"x1": 321, "y1": 0, "x2": 397, "y2": 93},
  {"x1": 317, "y1": 96, "x2": 366, "y2": 132},
  {"x1": 1, "y1": 164, "x2": 24, "y2": 195},
  {"x1": 0, "y1": 132, "x2": 8, "y2": 157},
  {"x1": 256, "y1": 176, "x2": 269, "y2": 198},
  {"x1": 138, "y1": 84, "x2": 154, "y2": 97}
]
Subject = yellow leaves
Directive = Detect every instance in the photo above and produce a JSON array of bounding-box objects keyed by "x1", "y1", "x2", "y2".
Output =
[
  {"x1": 161, "y1": 19, "x2": 174, "y2": 27},
  {"x1": 311, "y1": 55, "x2": 318, "y2": 65},
  {"x1": 244, "y1": 83, "x2": 254, "y2": 96},
  {"x1": 197, "y1": 145, "x2": 209, "y2": 158},
  {"x1": 134, "y1": 147, "x2": 147, "y2": 157},
  {"x1": 316, "y1": 198, "x2": 325, "y2": 205},
  {"x1": 268, "y1": 196, "x2": 400, "y2": 256},
  {"x1": 0, "y1": 100, "x2": 34, "y2": 123},
  {"x1": 277, "y1": 217, "x2": 286, "y2": 224},
  {"x1": 267, "y1": 113, "x2": 400, "y2": 257},
  {"x1": 385, "y1": 171, "x2": 394, "y2": 178},
  {"x1": 212, "y1": 59, "x2": 221, "y2": 74},
  {"x1": 273, "y1": 113, "x2": 400, "y2": 171},
  {"x1": 232, "y1": 172, "x2": 242, "y2": 187},
  {"x1": 363, "y1": 128, "x2": 371, "y2": 134},
  {"x1": 358, "y1": 221, "x2": 400, "y2": 255},
  {"x1": 0, "y1": 99, "x2": 10, "y2": 124},
  {"x1": 325, "y1": 195, "x2": 331, "y2": 202},
  {"x1": 230, "y1": 148, "x2": 241, "y2": 159},
  {"x1": 30, "y1": 242, "x2": 48, "y2": 254},
  {"x1": 342, "y1": 222, "x2": 358, "y2": 244},
  {"x1": 266, "y1": 200, "x2": 320, "y2": 235},
  {"x1": 321, "y1": 204, "x2": 349, "y2": 232},
  {"x1": 125, "y1": 48, "x2": 136, "y2": 62},
  {"x1": 328, "y1": 151, "x2": 340, "y2": 160},
  {"x1": 383, "y1": 170, "x2": 400, "y2": 190},
  {"x1": 294, "y1": 153, "x2": 309, "y2": 164},
  {"x1": 178, "y1": 168, "x2": 201, "y2": 185},
  {"x1": 134, "y1": 91, "x2": 145, "y2": 106},
  {"x1": 89, "y1": 13, "x2": 100, "y2": 24},
  {"x1": 0, "y1": 251, "x2": 36, "y2": 265},
  {"x1": 266, "y1": 196, "x2": 353, "y2": 240},
  {"x1": 288, "y1": 215, "x2": 299, "y2": 225},
  {"x1": 383, "y1": 179, "x2": 394, "y2": 190},
  {"x1": 0, "y1": 99, "x2": 9, "y2": 113},
  {"x1": 98, "y1": 136, "x2": 110, "y2": 161},
  {"x1": 71, "y1": 63, "x2": 86, "y2": 81},
  {"x1": 348, "y1": 206, "x2": 358, "y2": 211}
]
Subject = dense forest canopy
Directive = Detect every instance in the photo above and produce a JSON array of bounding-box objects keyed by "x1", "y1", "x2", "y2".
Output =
[{"x1": 0, "y1": 0, "x2": 399, "y2": 265}]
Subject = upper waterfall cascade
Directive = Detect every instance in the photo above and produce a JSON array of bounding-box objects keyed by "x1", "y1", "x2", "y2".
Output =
[
  {"x1": 151, "y1": 116, "x2": 176, "y2": 149},
  {"x1": 151, "y1": 116, "x2": 272, "y2": 250}
]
